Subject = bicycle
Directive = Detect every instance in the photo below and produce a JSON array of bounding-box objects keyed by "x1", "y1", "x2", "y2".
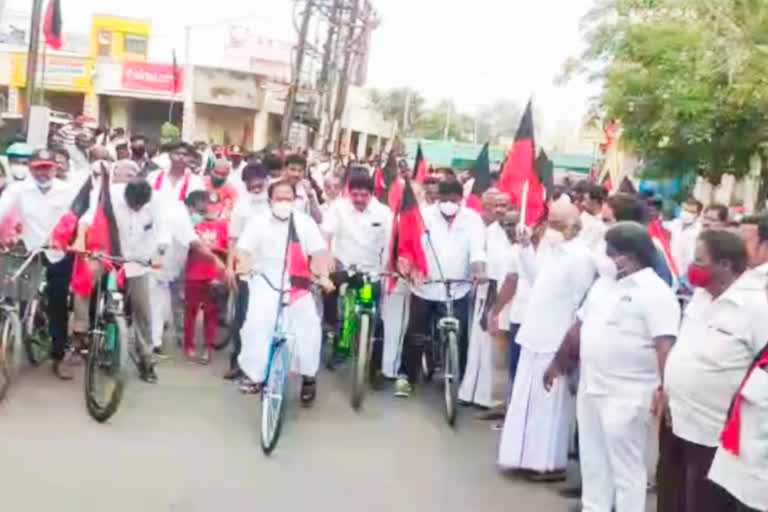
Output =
[
  {"x1": 327, "y1": 266, "x2": 389, "y2": 410},
  {"x1": 420, "y1": 278, "x2": 473, "y2": 428}
]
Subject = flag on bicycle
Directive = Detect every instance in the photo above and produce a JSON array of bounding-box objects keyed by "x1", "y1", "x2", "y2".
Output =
[
  {"x1": 387, "y1": 177, "x2": 428, "y2": 291},
  {"x1": 51, "y1": 171, "x2": 93, "y2": 248},
  {"x1": 465, "y1": 142, "x2": 491, "y2": 213},
  {"x1": 286, "y1": 214, "x2": 312, "y2": 303},
  {"x1": 70, "y1": 164, "x2": 123, "y2": 297}
]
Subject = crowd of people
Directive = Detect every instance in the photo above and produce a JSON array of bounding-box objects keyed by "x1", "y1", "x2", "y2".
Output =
[{"x1": 0, "y1": 118, "x2": 766, "y2": 512}]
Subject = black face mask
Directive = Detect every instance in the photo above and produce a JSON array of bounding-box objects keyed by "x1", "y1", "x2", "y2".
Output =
[{"x1": 131, "y1": 146, "x2": 146, "y2": 160}]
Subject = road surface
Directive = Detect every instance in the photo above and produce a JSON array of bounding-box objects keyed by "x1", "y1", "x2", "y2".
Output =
[{"x1": 0, "y1": 350, "x2": 572, "y2": 512}]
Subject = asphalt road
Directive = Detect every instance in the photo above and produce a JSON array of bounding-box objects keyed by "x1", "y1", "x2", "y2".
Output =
[{"x1": 0, "y1": 350, "x2": 571, "y2": 512}]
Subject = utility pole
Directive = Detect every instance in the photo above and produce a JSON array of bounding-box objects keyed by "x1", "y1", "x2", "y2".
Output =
[
  {"x1": 330, "y1": 0, "x2": 360, "y2": 154},
  {"x1": 314, "y1": 0, "x2": 341, "y2": 151},
  {"x1": 23, "y1": 0, "x2": 44, "y2": 133},
  {"x1": 281, "y1": 0, "x2": 314, "y2": 147}
]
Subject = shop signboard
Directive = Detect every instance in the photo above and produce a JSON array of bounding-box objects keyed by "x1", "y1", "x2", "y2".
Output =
[{"x1": 121, "y1": 61, "x2": 182, "y2": 93}]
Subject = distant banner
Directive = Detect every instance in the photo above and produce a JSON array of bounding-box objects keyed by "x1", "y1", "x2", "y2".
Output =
[{"x1": 121, "y1": 61, "x2": 183, "y2": 93}]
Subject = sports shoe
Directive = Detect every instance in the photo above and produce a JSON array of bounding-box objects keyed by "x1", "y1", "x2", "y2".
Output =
[
  {"x1": 394, "y1": 378, "x2": 412, "y2": 398},
  {"x1": 300, "y1": 377, "x2": 317, "y2": 406},
  {"x1": 153, "y1": 347, "x2": 169, "y2": 360},
  {"x1": 200, "y1": 349, "x2": 212, "y2": 365}
]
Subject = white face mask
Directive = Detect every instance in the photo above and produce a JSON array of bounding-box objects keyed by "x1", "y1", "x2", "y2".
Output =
[
  {"x1": 595, "y1": 254, "x2": 618, "y2": 280},
  {"x1": 679, "y1": 210, "x2": 697, "y2": 225},
  {"x1": 271, "y1": 200, "x2": 292, "y2": 220},
  {"x1": 543, "y1": 228, "x2": 565, "y2": 244},
  {"x1": 250, "y1": 190, "x2": 268, "y2": 203},
  {"x1": 9, "y1": 163, "x2": 28, "y2": 180},
  {"x1": 438, "y1": 201, "x2": 460, "y2": 217},
  {"x1": 35, "y1": 177, "x2": 53, "y2": 191}
]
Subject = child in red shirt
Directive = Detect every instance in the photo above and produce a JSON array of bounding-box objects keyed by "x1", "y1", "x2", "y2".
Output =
[
  {"x1": 205, "y1": 158, "x2": 239, "y2": 219},
  {"x1": 183, "y1": 192, "x2": 229, "y2": 363}
]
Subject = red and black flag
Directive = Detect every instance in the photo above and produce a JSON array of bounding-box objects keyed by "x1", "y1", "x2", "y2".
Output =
[
  {"x1": 43, "y1": 0, "x2": 63, "y2": 50},
  {"x1": 51, "y1": 174, "x2": 92, "y2": 249},
  {"x1": 721, "y1": 344, "x2": 768, "y2": 455},
  {"x1": 387, "y1": 178, "x2": 428, "y2": 290},
  {"x1": 286, "y1": 214, "x2": 312, "y2": 303},
  {"x1": 71, "y1": 165, "x2": 123, "y2": 297},
  {"x1": 465, "y1": 142, "x2": 491, "y2": 213},
  {"x1": 498, "y1": 100, "x2": 545, "y2": 225},
  {"x1": 413, "y1": 143, "x2": 428, "y2": 183},
  {"x1": 172, "y1": 49, "x2": 180, "y2": 94},
  {"x1": 375, "y1": 150, "x2": 397, "y2": 202}
]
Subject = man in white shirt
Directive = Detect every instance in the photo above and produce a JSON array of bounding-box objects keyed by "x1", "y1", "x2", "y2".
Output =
[
  {"x1": 322, "y1": 172, "x2": 392, "y2": 377},
  {"x1": 236, "y1": 179, "x2": 332, "y2": 405},
  {"x1": 223, "y1": 163, "x2": 270, "y2": 380},
  {"x1": 0, "y1": 149, "x2": 77, "y2": 379},
  {"x1": 661, "y1": 229, "x2": 768, "y2": 512},
  {"x1": 283, "y1": 153, "x2": 322, "y2": 222},
  {"x1": 146, "y1": 141, "x2": 205, "y2": 204},
  {"x1": 666, "y1": 197, "x2": 703, "y2": 280},
  {"x1": 579, "y1": 184, "x2": 607, "y2": 251},
  {"x1": 498, "y1": 201, "x2": 596, "y2": 481},
  {"x1": 394, "y1": 179, "x2": 487, "y2": 398},
  {"x1": 544, "y1": 222, "x2": 680, "y2": 512}
]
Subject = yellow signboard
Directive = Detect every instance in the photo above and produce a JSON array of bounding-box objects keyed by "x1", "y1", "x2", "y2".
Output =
[{"x1": 10, "y1": 53, "x2": 94, "y2": 93}]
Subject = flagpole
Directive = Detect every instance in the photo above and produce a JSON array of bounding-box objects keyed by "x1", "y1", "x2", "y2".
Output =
[{"x1": 519, "y1": 180, "x2": 529, "y2": 228}]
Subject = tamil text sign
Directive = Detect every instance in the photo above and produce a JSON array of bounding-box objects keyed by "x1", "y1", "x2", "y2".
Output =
[{"x1": 121, "y1": 61, "x2": 182, "y2": 93}]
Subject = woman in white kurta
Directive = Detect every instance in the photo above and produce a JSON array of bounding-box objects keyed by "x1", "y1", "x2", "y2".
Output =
[{"x1": 236, "y1": 182, "x2": 328, "y2": 404}]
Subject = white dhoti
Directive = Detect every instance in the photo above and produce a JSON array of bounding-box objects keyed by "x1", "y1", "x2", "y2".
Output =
[
  {"x1": 459, "y1": 283, "x2": 493, "y2": 407},
  {"x1": 238, "y1": 275, "x2": 322, "y2": 383},
  {"x1": 577, "y1": 389, "x2": 651, "y2": 512},
  {"x1": 148, "y1": 275, "x2": 172, "y2": 349},
  {"x1": 381, "y1": 281, "x2": 410, "y2": 379},
  {"x1": 498, "y1": 346, "x2": 574, "y2": 472}
]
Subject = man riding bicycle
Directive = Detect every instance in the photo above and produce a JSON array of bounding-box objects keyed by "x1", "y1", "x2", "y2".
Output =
[
  {"x1": 395, "y1": 179, "x2": 487, "y2": 398},
  {"x1": 321, "y1": 171, "x2": 392, "y2": 379}
]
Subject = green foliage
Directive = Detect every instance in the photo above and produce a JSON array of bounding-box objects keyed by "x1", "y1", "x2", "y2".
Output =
[
  {"x1": 565, "y1": 0, "x2": 768, "y2": 183},
  {"x1": 160, "y1": 122, "x2": 180, "y2": 144}
]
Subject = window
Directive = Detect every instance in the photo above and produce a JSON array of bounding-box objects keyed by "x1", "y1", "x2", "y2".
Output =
[
  {"x1": 97, "y1": 30, "x2": 112, "y2": 57},
  {"x1": 124, "y1": 33, "x2": 148, "y2": 56}
]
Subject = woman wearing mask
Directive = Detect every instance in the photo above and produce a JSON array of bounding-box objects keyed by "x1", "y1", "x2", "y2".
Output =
[{"x1": 235, "y1": 179, "x2": 333, "y2": 404}]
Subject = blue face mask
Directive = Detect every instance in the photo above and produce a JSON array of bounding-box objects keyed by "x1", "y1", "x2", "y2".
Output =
[{"x1": 190, "y1": 213, "x2": 204, "y2": 225}]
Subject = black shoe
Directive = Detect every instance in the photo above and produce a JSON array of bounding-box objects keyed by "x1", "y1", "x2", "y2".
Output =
[
  {"x1": 152, "y1": 347, "x2": 169, "y2": 360},
  {"x1": 138, "y1": 361, "x2": 158, "y2": 384},
  {"x1": 52, "y1": 360, "x2": 74, "y2": 381},
  {"x1": 223, "y1": 367, "x2": 243, "y2": 380},
  {"x1": 558, "y1": 486, "x2": 582, "y2": 499},
  {"x1": 300, "y1": 377, "x2": 316, "y2": 406}
]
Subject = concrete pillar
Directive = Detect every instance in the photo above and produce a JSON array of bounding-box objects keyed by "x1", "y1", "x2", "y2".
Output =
[
  {"x1": 356, "y1": 132, "x2": 367, "y2": 160},
  {"x1": 108, "y1": 97, "x2": 131, "y2": 131},
  {"x1": 7, "y1": 87, "x2": 20, "y2": 115},
  {"x1": 252, "y1": 104, "x2": 270, "y2": 151},
  {"x1": 182, "y1": 63, "x2": 196, "y2": 141},
  {"x1": 83, "y1": 92, "x2": 99, "y2": 120}
]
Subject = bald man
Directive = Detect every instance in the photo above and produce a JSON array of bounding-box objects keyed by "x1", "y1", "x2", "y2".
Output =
[
  {"x1": 498, "y1": 201, "x2": 597, "y2": 481},
  {"x1": 480, "y1": 188, "x2": 501, "y2": 225}
]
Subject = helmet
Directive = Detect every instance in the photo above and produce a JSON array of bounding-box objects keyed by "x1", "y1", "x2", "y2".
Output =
[{"x1": 6, "y1": 142, "x2": 33, "y2": 159}]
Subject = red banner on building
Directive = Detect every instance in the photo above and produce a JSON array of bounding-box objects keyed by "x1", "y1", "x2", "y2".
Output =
[{"x1": 121, "y1": 61, "x2": 183, "y2": 93}]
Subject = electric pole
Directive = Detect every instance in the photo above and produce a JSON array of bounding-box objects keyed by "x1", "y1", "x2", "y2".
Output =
[
  {"x1": 281, "y1": 0, "x2": 314, "y2": 146},
  {"x1": 330, "y1": 0, "x2": 360, "y2": 153},
  {"x1": 23, "y1": 0, "x2": 44, "y2": 133}
]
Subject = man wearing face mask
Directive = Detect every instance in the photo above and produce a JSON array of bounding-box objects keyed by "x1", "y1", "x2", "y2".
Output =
[
  {"x1": 5, "y1": 142, "x2": 33, "y2": 182},
  {"x1": 666, "y1": 197, "x2": 703, "y2": 280},
  {"x1": 498, "y1": 201, "x2": 595, "y2": 481},
  {"x1": 224, "y1": 163, "x2": 270, "y2": 379},
  {"x1": 394, "y1": 179, "x2": 487, "y2": 398},
  {"x1": 205, "y1": 158, "x2": 239, "y2": 219},
  {"x1": 657, "y1": 230, "x2": 768, "y2": 512},
  {"x1": 236, "y1": 179, "x2": 333, "y2": 404},
  {"x1": 0, "y1": 149, "x2": 77, "y2": 379},
  {"x1": 543, "y1": 222, "x2": 680, "y2": 512}
]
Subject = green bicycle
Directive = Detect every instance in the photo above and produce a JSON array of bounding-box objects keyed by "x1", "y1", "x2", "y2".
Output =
[{"x1": 327, "y1": 266, "x2": 381, "y2": 410}]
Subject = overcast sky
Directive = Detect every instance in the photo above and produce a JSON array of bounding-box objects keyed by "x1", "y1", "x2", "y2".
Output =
[{"x1": 5, "y1": 0, "x2": 598, "y2": 137}]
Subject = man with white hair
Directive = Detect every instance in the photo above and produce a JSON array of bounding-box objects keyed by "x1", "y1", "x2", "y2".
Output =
[{"x1": 498, "y1": 201, "x2": 596, "y2": 481}]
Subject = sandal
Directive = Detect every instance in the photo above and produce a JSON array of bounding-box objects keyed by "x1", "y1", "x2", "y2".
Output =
[
  {"x1": 238, "y1": 381, "x2": 262, "y2": 394},
  {"x1": 300, "y1": 377, "x2": 317, "y2": 405}
]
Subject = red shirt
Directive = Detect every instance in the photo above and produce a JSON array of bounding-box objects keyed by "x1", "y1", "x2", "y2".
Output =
[
  {"x1": 185, "y1": 219, "x2": 229, "y2": 282},
  {"x1": 204, "y1": 177, "x2": 239, "y2": 219}
]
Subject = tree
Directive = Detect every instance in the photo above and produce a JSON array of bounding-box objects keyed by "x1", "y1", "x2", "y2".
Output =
[
  {"x1": 476, "y1": 99, "x2": 523, "y2": 141},
  {"x1": 368, "y1": 87, "x2": 426, "y2": 132},
  {"x1": 561, "y1": 0, "x2": 768, "y2": 184}
]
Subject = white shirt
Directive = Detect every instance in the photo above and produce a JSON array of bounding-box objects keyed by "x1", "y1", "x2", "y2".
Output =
[
  {"x1": 87, "y1": 184, "x2": 171, "y2": 278},
  {"x1": 228, "y1": 161, "x2": 248, "y2": 197},
  {"x1": 486, "y1": 222, "x2": 517, "y2": 329},
  {"x1": 666, "y1": 218, "x2": 701, "y2": 274},
  {"x1": 516, "y1": 237, "x2": 596, "y2": 353},
  {"x1": 665, "y1": 273, "x2": 768, "y2": 447},
  {"x1": 708, "y1": 366, "x2": 768, "y2": 511},
  {"x1": 229, "y1": 193, "x2": 270, "y2": 240},
  {"x1": 411, "y1": 206, "x2": 486, "y2": 302},
  {"x1": 0, "y1": 178, "x2": 76, "y2": 263},
  {"x1": 578, "y1": 268, "x2": 680, "y2": 397},
  {"x1": 236, "y1": 211, "x2": 326, "y2": 285},
  {"x1": 153, "y1": 202, "x2": 198, "y2": 281},
  {"x1": 322, "y1": 198, "x2": 393, "y2": 275},
  {"x1": 579, "y1": 211, "x2": 606, "y2": 251},
  {"x1": 146, "y1": 168, "x2": 205, "y2": 203}
]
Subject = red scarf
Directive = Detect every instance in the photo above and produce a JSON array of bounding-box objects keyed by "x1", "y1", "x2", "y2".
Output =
[
  {"x1": 154, "y1": 171, "x2": 191, "y2": 201},
  {"x1": 720, "y1": 346, "x2": 768, "y2": 455}
]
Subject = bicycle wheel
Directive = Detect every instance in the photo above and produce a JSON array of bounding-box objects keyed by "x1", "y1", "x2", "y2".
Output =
[
  {"x1": 443, "y1": 330, "x2": 460, "y2": 427},
  {"x1": 0, "y1": 310, "x2": 16, "y2": 402},
  {"x1": 260, "y1": 339, "x2": 289, "y2": 455},
  {"x1": 23, "y1": 297, "x2": 50, "y2": 366},
  {"x1": 351, "y1": 313, "x2": 371, "y2": 410},
  {"x1": 85, "y1": 318, "x2": 125, "y2": 422},
  {"x1": 214, "y1": 288, "x2": 235, "y2": 351}
]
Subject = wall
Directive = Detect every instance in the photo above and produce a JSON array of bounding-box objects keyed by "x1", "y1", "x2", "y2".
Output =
[
  {"x1": 342, "y1": 86, "x2": 396, "y2": 139},
  {"x1": 193, "y1": 103, "x2": 255, "y2": 147},
  {"x1": 193, "y1": 67, "x2": 264, "y2": 110}
]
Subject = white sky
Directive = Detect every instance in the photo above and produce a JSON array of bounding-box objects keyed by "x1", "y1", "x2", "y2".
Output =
[{"x1": 5, "y1": 0, "x2": 599, "y2": 138}]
